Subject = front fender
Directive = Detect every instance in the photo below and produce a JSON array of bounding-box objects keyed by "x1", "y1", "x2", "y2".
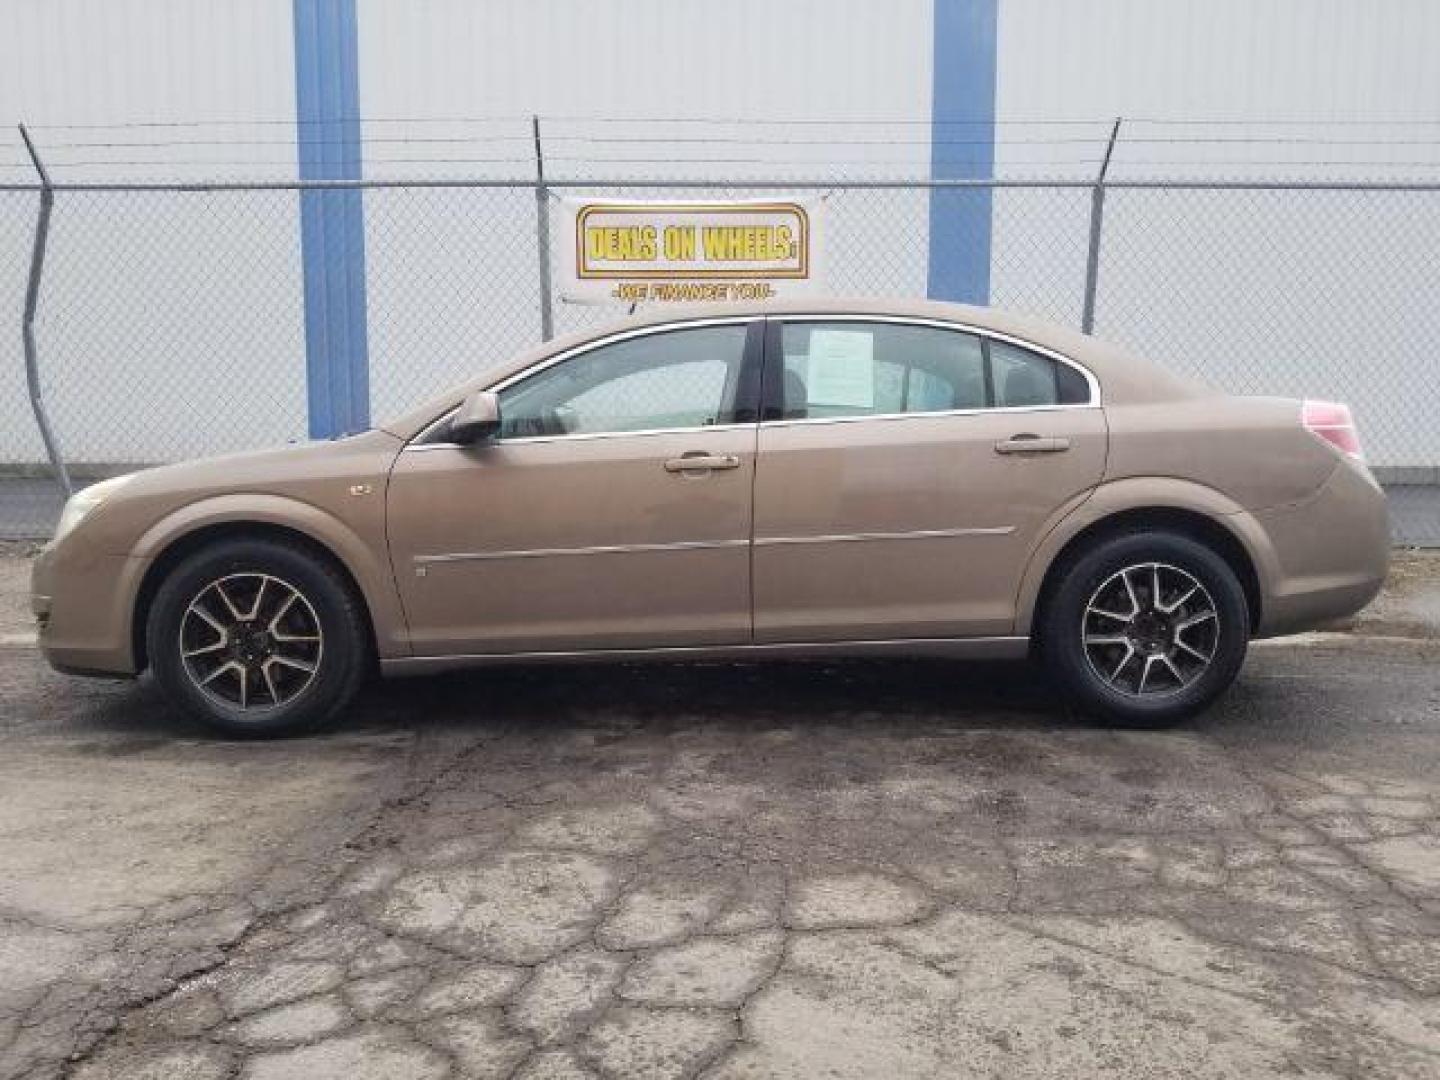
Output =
[
  {"x1": 1011, "y1": 476, "x2": 1281, "y2": 637},
  {"x1": 128, "y1": 493, "x2": 411, "y2": 659}
]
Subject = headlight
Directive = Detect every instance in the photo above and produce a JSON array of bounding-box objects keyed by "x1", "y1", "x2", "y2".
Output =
[{"x1": 52, "y1": 474, "x2": 135, "y2": 544}]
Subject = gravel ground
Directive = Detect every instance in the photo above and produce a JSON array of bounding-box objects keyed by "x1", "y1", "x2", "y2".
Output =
[{"x1": 1, "y1": 550, "x2": 1438, "y2": 1079}]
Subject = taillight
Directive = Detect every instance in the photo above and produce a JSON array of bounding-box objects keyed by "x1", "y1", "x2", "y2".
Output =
[{"x1": 1302, "y1": 400, "x2": 1364, "y2": 460}]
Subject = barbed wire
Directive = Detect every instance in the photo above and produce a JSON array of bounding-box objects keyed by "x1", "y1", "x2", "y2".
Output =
[
  {"x1": 3, "y1": 114, "x2": 1438, "y2": 183},
  {"x1": 31, "y1": 134, "x2": 1440, "y2": 151},
  {"x1": 14, "y1": 114, "x2": 1440, "y2": 131},
  {"x1": 19, "y1": 158, "x2": 1440, "y2": 174}
]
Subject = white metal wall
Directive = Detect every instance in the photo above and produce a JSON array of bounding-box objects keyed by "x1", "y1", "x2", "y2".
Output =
[
  {"x1": 2, "y1": 1, "x2": 1439, "y2": 464},
  {"x1": 0, "y1": 1, "x2": 296, "y2": 135},
  {"x1": 997, "y1": 0, "x2": 1440, "y2": 139},
  {"x1": 0, "y1": 0, "x2": 304, "y2": 463},
  {"x1": 354, "y1": 0, "x2": 936, "y2": 422},
  {"x1": 991, "y1": 0, "x2": 1440, "y2": 465}
]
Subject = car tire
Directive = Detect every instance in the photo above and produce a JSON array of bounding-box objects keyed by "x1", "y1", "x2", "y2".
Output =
[
  {"x1": 146, "y1": 537, "x2": 369, "y2": 737},
  {"x1": 1039, "y1": 530, "x2": 1250, "y2": 727}
]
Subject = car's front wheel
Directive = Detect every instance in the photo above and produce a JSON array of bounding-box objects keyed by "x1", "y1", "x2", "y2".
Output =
[
  {"x1": 1040, "y1": 531, "x2": 1250, "y2": 727},
  {"x1": 146, "y1": 537, "x2": 369, "y2": 737}
]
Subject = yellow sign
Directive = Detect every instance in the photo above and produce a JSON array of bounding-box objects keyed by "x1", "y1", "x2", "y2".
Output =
[{"x1": 560, "y1": 198, "x2": 824, "y2": 304}]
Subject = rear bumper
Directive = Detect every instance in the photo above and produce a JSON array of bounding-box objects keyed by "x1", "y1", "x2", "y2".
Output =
[
  {"x1": 32, "y1": 538, "x2": 143, "y2": 677},
  {"x1": 1251, "y1": 460, "x2": 1389, "y2": 637}
]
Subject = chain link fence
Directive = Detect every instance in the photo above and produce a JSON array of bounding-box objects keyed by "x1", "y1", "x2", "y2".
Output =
[{"x1": 2, "y1": 174, "x2": 1437, "y2": 543}]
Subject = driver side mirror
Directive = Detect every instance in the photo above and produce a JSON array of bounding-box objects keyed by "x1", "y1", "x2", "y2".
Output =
[{"x1": 450, "y1": 390, "x2": 501, "y2": 445}]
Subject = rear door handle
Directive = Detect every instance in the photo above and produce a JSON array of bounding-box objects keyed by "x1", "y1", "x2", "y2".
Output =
[
  {"x1": 664, "y1": 452, "x2": 741, "y2": 473},
  {"x1": 994, "y1": 434, "x2": 1071, "y2": 455}
]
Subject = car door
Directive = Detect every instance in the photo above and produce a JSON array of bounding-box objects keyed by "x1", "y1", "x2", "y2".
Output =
[
  {"x1": 752, "y1": 316, "x2": 1107, "y2": 642},
  {"x1": 387, "y1": 319, "x2": 761, "y2": 656}
]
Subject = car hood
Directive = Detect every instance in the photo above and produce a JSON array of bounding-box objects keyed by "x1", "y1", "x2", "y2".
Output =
[
  {"x1": 76, "y1": 429, "x2": 405, "y2": 555},
  {"x1": 113, "y1": 430, "x2": 403, "y2": 500}
]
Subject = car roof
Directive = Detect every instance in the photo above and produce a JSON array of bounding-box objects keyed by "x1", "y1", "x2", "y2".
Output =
[
  {"x1": 541, "y1": 296, "x2": 1106, "y2": 366},
  {"x1": 381, "y1": 298, "x2": 1209, "y2": 440}
]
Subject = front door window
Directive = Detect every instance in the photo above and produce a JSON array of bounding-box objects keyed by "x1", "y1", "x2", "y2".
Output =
[{"x1": 498, "y1": 325, "x2": 750, "y2": 438}]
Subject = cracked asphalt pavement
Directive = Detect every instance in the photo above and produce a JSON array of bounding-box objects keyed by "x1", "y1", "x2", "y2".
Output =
[{"x1": 2, "y1": 549, "x2": 1440, "y2": 1079}]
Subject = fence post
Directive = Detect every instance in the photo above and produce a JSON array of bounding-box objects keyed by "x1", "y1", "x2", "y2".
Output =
[
  {"x1": 532, "y1": 115, "x2": 554, "y2": 341},
  {"x1": 1080, "y1": 117, "x2": 1122, "y2": 336},
  {"x1": 18, "y1": 124, "x2": 72, "y2": 497}
]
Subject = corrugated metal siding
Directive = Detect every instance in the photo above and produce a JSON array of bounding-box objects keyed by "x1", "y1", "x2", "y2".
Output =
[
  {"x1": 0, "y1": 0, "x2": 296, "y2": 154},
  {"x1": 991, "y1": 0, "x2": 1440, "y2": 466},
  {"x1": 356, "y1": 0, "x2": 934, "y2": 127},
  {"x1": 0, "y1": 0, "x2": 305, "y2": 463},
  {"x1": 1, "y1": 1, "x2": 1438, "y2": 464},
  {"x1": 356, "y1": 0, "x2": 939, "y2": 420},
  {"x1": 998, "y1": 0, "x2": 1440, "y2": 128}
]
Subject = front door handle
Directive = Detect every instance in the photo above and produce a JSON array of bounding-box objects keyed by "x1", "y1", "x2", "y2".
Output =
[
  {"x1": 994, "y1": 434, "x2": 1071, "y2": 455},
  {"x1": 664, "y1": 452, "x2": 741, "y2": 473}
]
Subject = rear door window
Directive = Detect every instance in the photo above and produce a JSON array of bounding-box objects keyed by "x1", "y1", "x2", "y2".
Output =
[
  {"x1": 776, "y1": 322, "x2": 986, "y2": 420},
  {"x1": 773, "y1": 321, "x2": 1090, "y2": 419}
]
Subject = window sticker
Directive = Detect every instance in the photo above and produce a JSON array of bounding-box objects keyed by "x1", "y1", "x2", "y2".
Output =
[{"x1": 806, "y1": 329, "x2": 875, "y2": 409}]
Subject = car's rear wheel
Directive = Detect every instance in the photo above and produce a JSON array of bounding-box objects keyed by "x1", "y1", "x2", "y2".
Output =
[
  {"x1": 146, "y1": 537, "x2": 368, "y2": 737},
  {"x1": 1040, "y1": 531, "x2": 1250, "y2": 727}
]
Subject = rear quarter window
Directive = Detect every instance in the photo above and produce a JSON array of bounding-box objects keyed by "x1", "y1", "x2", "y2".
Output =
[{"x1": 989, "y1": 340, "x2": 1091, "y2": 407}]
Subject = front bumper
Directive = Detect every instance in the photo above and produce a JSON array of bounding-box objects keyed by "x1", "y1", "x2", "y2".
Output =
[
  {"x1": 1252, "y1": 459, "x2": 1390, "y2": 637},
  {"x1": 32, "y1": 537, "x2": 145, "y2": 677}
]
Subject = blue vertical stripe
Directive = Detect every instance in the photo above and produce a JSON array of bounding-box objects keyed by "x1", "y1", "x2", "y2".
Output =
[
  {"x1": 293, "y1": 0, "x2": 369, "y2": 438},
  {"x1": 927, "y1": 0, "x2": 998, "y2": 305}
]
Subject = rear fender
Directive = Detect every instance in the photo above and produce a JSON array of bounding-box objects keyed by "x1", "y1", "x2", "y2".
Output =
[{"x1": 1012, "y1": 477, "x2": 1280, "y2": 637}]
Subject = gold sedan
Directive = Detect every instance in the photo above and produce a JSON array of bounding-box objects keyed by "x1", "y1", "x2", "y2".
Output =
[{"x1": 32, "y1": 299, "x2": 1389, "y2": 736}]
